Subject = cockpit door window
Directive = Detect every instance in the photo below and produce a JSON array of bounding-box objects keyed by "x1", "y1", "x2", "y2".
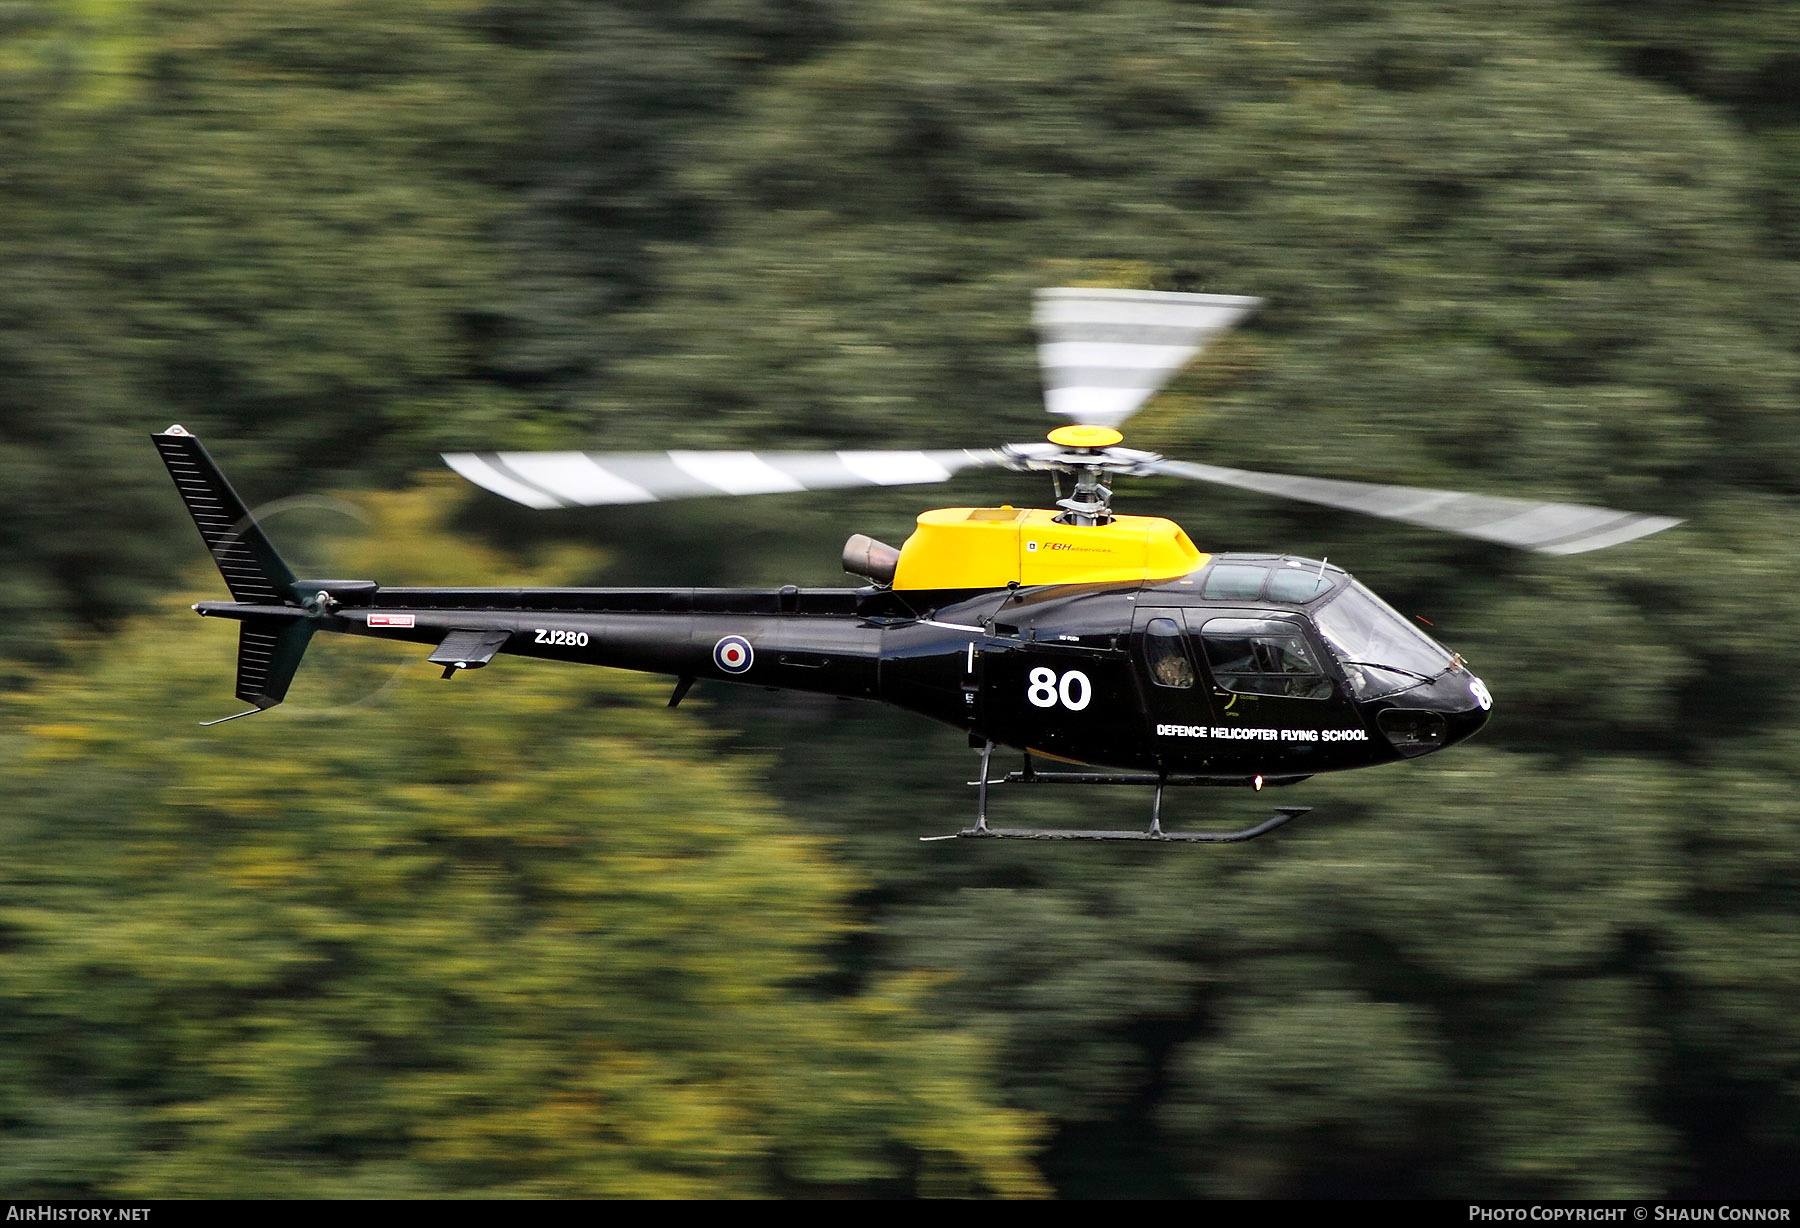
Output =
[
  {"x1": 1199, "y1": 618, "x2": 1333, "y2": 700},
  {"x1": 1143, "y1": 616, "x2": 1196, "y2": 689}
]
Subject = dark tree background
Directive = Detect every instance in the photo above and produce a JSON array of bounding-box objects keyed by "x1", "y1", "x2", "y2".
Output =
[{"x1": 2, "y1": 0, "x2": 1798, "y2": 1197}]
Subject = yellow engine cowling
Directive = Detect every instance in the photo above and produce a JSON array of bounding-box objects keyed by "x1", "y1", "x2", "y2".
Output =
[{"x1": 891, "y1": 507, "x2": 1207, "y2": 590}]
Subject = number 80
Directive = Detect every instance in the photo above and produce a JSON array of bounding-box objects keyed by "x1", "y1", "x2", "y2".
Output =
[{"x1": 1027, "y1": 666, "x2": 1091, "y2": 711}]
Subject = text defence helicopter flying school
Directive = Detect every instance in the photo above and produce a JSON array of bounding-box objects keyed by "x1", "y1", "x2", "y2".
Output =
[{"x1": 156, "y1": 289, "x2": 1680, "y2": 842}]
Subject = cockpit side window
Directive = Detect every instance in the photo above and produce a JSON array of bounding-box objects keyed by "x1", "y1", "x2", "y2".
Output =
[
  {"x1": 1199, "y1": 618, "x2": 1333, "y2": 700},
  {"x1": 1144, "y1": 617, "x2": 1195, "y2": 689}
]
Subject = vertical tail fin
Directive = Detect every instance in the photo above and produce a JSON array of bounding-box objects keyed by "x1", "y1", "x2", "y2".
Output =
[
  {"x1": 152, "y1": 425, "x2": 296, "y2": 605},
  {"x1": 155, "y1": 426, "x2": 319, "y2": 723}
]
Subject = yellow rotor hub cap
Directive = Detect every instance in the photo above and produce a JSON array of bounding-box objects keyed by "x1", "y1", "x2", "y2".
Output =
[{"x1": 1046, "y1": 424, "x2": 1124, "y2": 448}]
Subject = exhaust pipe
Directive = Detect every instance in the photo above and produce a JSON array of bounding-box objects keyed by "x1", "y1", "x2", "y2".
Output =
[{"x1": 842, "y1": 534, "x2": 900, "y2": 585}]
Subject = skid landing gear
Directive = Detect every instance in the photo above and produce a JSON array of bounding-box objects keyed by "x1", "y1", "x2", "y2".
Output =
[{"x1": 921, "y1": 744, "x2": 1311, "y2": 843}]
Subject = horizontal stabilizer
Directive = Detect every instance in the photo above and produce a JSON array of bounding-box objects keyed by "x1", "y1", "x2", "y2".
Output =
[{"x1": 429, "y1": 628, "x2": 510, "y2": 672}]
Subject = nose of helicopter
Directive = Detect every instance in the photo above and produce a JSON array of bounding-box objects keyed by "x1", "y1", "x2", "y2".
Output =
[{"x1": 1371, "y1": 669, "x2": 1493, "y2": 757}]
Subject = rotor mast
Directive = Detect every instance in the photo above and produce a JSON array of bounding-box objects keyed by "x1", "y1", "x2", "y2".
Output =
[
  {"x1": 1061, "y1": 465, "x2": 1113, "y2": 526},
  {"x1": 1051, "y1": 425, "x2": 1122, "y2": 525},
  {"x1": 1001, "y1": 424, "x2": 1164, "y2": 527}
]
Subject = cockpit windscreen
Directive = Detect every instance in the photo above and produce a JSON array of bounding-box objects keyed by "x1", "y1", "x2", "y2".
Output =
[{"x1": 1313, "y1": 582, "x2": 1455, "y2": 700}]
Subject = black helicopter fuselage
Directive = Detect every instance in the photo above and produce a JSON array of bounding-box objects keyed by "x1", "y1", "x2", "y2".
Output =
[
  {"x1": 197, "y1": 558, "x2": 1490, "y2": 780},
  {"x1": 158, "y1": 423, "x2": 1488, "y2": 789}
]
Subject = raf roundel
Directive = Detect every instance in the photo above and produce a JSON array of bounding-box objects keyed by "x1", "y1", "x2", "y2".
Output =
[{"x1": 713, "y1": 634, "x2": 754, "y2": 674}]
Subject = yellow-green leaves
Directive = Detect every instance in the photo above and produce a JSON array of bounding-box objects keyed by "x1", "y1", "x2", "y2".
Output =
[{"x1": 0, "y1": 486, "x2": 1042, "y2": 1198}]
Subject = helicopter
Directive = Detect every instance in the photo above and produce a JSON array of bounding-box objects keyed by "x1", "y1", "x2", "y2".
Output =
[{"x1": 155, "y1": 288, "x2": 1680, "y2": 843}]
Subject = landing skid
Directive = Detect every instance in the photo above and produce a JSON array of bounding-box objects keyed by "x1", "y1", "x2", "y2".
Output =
[{"x1": 922, "y1": 743, "x2": 1311, "y2": 844}]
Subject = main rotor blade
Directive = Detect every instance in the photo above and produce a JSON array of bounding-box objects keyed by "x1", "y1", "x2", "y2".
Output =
[
  {"x1": 1148, "y1": 460, "x2": 1681, "y2": 555},
  {"x1": 1035, "y1": 288, "x2": 1262, "y2": 429},
  {"x1": 444, "y1": 449, "x2": 1007, "y2": 509}
]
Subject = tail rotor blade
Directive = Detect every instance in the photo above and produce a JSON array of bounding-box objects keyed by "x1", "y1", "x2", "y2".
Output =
[{"x1": 1148, "y1": 459, "x2": 1681, "y2": 555}]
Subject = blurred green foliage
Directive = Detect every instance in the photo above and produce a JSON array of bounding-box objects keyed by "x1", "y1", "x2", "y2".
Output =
[
  {"x1": 0, "y1": 486, "x2": 1043, "y2": 1197},
  {"x1": 2, "y1": 0, "x2": 1799, "y2": 1199}
]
